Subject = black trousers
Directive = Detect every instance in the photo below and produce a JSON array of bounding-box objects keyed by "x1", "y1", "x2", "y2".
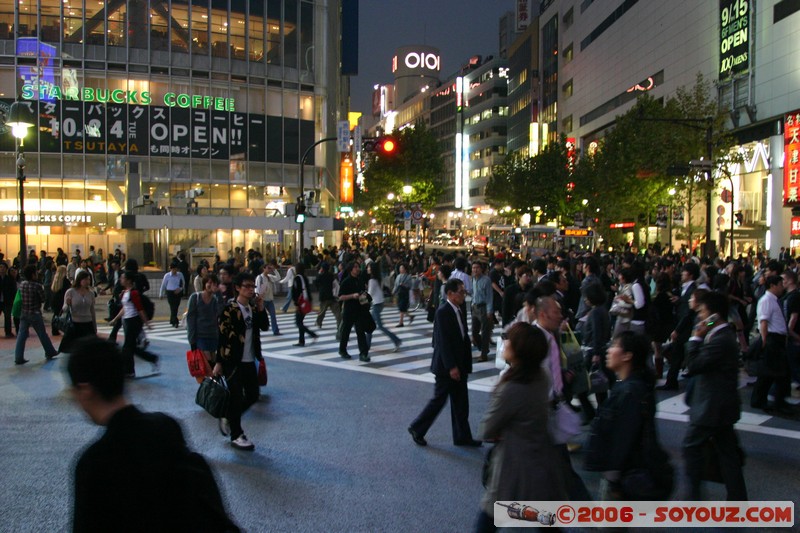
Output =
[
  {"x1": 167, "y1": 292, "x2": 182, "y2": 325},
  {"x1": 683, "y1": 423, "x2": 747, "y2": 501},
  {"x1": 1, "y1": 302, "x2": 12, "y2": 335},
  {"x1": 409, "y1": 372, "x2": 473, "y2": 444},
  {"x1": 751, "y1": 333, "x2": 790, "y2": 408},
  {"x1": 665, "y1": 334, "x2": 689, "y2": 387},
  {"x1": 225, "y1": 361, "x2": 259, "y2": 441},
  {"x1": 295, "y1": 310, "x2": 317, "y2": 344},
  {"x1": 339, "y1": 310, "x2": 368, "y2": 355},
  {"x1": 58, "y1": 321, "x2": 96, "y2": 353},
  {"x1": 121, "y1": 316, "x2": 158, "y2": 375}
]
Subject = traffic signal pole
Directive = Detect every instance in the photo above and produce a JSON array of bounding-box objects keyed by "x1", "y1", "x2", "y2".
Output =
[{"x1": 298, "y1": 136, "x2": 336, "y2": 263}]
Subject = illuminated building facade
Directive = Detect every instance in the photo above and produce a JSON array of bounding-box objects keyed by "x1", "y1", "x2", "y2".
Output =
[{"x1": 0, "y1": 0, "x2": 346, "y2": 266}]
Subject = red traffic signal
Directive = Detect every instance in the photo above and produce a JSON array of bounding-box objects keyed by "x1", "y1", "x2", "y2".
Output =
[{"x1": 362, "y1": 136, "x2": 399, "y2": 156}]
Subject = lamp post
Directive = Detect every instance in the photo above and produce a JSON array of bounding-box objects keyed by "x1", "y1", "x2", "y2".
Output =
[
  {"x1": 402, "y1": 184, "x2": 413, "y2": 249},
  {"x1": 668, "y1": 187, "x2": 676, "y2": 252},
  {"x1": 7, "y1": 101, "x2": 35, "y2": 269}
]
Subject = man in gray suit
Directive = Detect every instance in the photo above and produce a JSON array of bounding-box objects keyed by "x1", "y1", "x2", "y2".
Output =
[
  {"x1": 408, "y1": 278, "x2": 480, "y2": 447},
  {"x1": 683, "y1": 290, "x2": 747, "y2": 500}
]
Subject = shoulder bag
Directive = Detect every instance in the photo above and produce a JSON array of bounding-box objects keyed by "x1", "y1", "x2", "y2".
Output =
[
  {"x1": 195, "y1": 375, "x2": 230, "y2": 419},
  {"x1": 297, "y1": 277, "x2": 312, "y2": 315}
]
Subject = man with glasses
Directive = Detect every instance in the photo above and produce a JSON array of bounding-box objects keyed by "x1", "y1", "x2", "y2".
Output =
[
  {"x1": 408, "y1": 278, "x2": 480, "y2": 447},
  {"x1": 213, "y1": 272, "x2": 269, "y2": 451}
]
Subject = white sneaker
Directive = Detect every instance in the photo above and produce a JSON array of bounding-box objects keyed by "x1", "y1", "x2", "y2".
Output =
[
  {"x1": 231, "y1": 434, "x2": 255, "y2": 451},
  {"x1": 218, "y1": 418, "x2": 230, "y2": 437}
]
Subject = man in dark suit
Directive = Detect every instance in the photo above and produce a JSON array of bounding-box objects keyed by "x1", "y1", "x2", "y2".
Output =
[
  {"x1": 68, "y1": 337, "x2": 239, "y2": 532},
  {"x1": 683, "y1": 290, "x2": 747, "y2": 500},
  {"x1": 408, "y1": 278, "x2": 480, "y2": 447},
  {"x1": 659, "y1": 262, "x2": 699, "y2": 390}
]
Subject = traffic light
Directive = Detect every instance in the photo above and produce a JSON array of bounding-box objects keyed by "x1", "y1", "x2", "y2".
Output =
[
  {"x1": 295, "y1": 197, "x2": 306, "y2": 224},
  {"x1": 362, "y1": 136, "x2": 398, "y2": 156},
  {"x1": 734, "y1": 212, "x2": 743, "y2": 226}
]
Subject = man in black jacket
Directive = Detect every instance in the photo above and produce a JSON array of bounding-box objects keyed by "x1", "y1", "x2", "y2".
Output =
[
  {"x1": 659, "y1": 262, "x2": 699, "y2": 390},
  {"x1": 683, "y1": 291, "x2": 747, "y2": 500},
  {"x1": 0, "y1": 262, "x2": 16, "y2": 336},
  {"x1": 68, "y1": 337, "x2": 239, "y2": 532}
]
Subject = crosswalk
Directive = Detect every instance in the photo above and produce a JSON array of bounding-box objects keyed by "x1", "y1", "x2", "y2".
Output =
[
  {"x1": 98, "y1": 309, "x2": 800, "y2": 439},
  {"x1": 98, "y1": 307, "x2": 502, "y2": 392}
]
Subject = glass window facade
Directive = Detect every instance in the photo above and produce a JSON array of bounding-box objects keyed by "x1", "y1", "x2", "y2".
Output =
[{"x1": 0, "y1": 1, "x2": 336, "y2": 267}]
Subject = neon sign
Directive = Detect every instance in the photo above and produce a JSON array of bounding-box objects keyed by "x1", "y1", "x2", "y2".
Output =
[{"x1": 21, "y1": 84, "x2": 236, "y2": 111}]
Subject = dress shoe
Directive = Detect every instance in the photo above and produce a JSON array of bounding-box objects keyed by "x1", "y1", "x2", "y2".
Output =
[
  {"x1": 273, "y1": 332, "x2": 282, "y2": 336},
  {"x1": 656, "y1": 383, "x2": 678, "y2": 391},
  {"x1": 455, "y1": 439, "x2": 482, "y2": 447},
  {"x1": 14, "y1": 359, "x2": 29, "y2": 366},
  {"x1": 293, "y1": 342, "x2": 305, "y2": 347},
  {"x1": 339, "y1": 352, "x2": 352, "y2": 360},
  {"x1": 5, "y1": 333, "x2": 15, "y2": 338},
  {"x1": 476, "y1": 355, "x2": 488, "y2": 362},
  {"x1": 359, "y1": 354, "x2": 371, "y2": 362},
  {"x1": 45, "y1": 353, "x2": 59, "y2": 361},
  {"x1": 408, "y1": 427, "x2": 427, "y2": 446},
  {"x1": 396, "y1": 323, "x2": 404, "y2": 328}
]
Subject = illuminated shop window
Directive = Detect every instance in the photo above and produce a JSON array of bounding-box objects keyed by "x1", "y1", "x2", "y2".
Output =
[{"x1": 191, "y1": 0, "x2": 209, "y2": 55}]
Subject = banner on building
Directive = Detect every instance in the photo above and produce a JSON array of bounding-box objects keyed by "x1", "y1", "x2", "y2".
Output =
[
  {"x1": 784, "y1": 111, "x2": 800, "y2": 207},
  {"x1": 719, "y1": 0, "x2": 750, "y2": 81},
  {"x1": 516, "y1": 0, "x2": 532, "y2": 31}
]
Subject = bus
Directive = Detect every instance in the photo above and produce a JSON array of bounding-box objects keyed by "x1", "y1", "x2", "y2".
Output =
[{"x1": 516, "y1": 226, "x2": 597, "y2": 258}]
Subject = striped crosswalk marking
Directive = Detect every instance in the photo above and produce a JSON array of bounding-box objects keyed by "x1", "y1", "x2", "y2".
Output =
[{"x1": 98, "y1": 307, "x2": 501, "y2": 392}]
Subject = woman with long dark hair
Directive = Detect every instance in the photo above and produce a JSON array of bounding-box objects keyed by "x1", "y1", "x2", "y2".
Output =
[
  {"x1": 50, "y1": 265, "x2": 70, "y2": 336},
  {"x1": 291, "y1": 262, "x2": 318, "y2": 347},
  {"x1": 58, "y1": 270, "x2": 97, "y2": 353},
  {"x1": 475, "y1": 322, "x2": 566, "y2": 532}
]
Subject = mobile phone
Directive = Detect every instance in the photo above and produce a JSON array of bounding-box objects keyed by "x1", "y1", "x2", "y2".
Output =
[{"x1": 705, "y1": 313, "x2": 721, "y2": 327}]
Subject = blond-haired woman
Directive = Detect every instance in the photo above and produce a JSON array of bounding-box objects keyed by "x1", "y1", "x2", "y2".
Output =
[{"x1": 51, "y1": 265, "x2": 70, "y2": 336}]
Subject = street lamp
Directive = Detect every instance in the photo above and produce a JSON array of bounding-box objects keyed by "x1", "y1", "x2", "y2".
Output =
[
  {"x1": 668, "y1": 187, "x2": 677, "y2": 251},
  {"x1": 7, "y1": 101, "x2": 35, "y2": 269}
]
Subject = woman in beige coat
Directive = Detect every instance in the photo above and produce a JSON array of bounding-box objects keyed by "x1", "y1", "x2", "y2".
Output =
[{"x1": 476, "y1": 322, "x2": 567, "y2": 532}]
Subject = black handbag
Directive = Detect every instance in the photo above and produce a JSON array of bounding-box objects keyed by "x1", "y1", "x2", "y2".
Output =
[
  {"x1": 589, "y1": 363, "x2": 609, "y2": 394},
  {"x1": 195, "y1": 376, "x2": 230, "y2": 419},
  {"x1": 52, "y1": 307, "x2": 73, "y2": 333}
]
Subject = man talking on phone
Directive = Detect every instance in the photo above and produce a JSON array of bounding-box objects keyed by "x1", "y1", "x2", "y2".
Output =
[{"x1": 682, "y1": 290, "x2": 747, "y2": 500}]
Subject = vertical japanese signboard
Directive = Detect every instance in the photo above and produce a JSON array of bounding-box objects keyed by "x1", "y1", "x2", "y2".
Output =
[
  {"x1": 719, "y1": 0, "x2": 750, "y2": 81},
  {"x1": 785, "y1": 111, "x2": 800, "y2": 207}
]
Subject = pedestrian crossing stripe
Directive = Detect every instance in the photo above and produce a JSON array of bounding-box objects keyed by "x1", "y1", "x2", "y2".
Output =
[{"x1": 98, "y1": 307, "x2": 501, "y2": 393}]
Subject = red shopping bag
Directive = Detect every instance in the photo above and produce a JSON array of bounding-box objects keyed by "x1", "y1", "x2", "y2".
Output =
[
  {"x1": 257, "y1": 358, "x2": 268, "y2": 386},
  {"x1": 187, "y1": 349, "x2": 211, "y2": 380}
]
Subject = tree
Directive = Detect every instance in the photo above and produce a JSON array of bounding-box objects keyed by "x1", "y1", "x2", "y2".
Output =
[
  {"x1": 572, "y1": 74, "x2": 735, "y2": 248},
  {"x1": 355, "y1": 122, "x2": 444, "y2": 221},
  {"x1": 485, "y1": 137, "x2": 574, "y2": 221}
]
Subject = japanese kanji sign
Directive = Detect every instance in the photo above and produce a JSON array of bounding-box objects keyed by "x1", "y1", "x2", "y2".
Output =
[{"x1": 784, "y1": 110, "x2": 800, "y2": 207}]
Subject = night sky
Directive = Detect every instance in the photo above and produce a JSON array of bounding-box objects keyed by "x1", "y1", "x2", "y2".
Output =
[{"x1": 351, "y1": 0, "x2": 516, "y2": 116}]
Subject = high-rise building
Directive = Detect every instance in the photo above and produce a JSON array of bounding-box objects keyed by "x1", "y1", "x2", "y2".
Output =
[{"x1": 0, "y1": 0, "x2": 346, "y2": 266}]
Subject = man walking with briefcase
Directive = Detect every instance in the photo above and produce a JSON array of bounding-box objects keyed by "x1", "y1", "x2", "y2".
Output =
[{"x1": 213, "y1": 272, "x2": 269, "y2": 451}]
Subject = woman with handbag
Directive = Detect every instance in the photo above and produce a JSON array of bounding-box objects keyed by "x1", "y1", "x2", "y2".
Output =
[
  {"x1": 475, "y1": 322, "x2": 566, "y2": 532},
  {"x1": 291, "y1": 262, "x2": 318, "y2": 347},
  {"x1": 393, "y1": 263, "x2": 414, "y2": 327},
  {"x1": 50, "y1": 265, "x2": 70, "y2": 336},
  {"x1": 584, "y1": 331, "x2": 673, "y2": 501},
  {"x1": 57, "y1": 271, "x2": 97, "y2": 353},
  {"x1": 187, "y1": 273, "x2": 222, "y2": 371}
]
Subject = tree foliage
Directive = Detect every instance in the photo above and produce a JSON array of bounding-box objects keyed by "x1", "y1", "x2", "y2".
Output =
[{"x1": 355, "y1": 122, "x2": 444, "y2": 222}]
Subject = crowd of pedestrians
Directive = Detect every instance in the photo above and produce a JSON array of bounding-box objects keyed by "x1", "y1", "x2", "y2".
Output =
[{"x1": 8, "y1": 239, "x2": 800, "y2": 530}]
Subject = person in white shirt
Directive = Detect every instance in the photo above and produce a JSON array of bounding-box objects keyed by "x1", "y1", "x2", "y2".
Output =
[
  {"x1": 279, "y1": 264, "x2": 296, "y2": 313},
  {"x1": 367, "y1": 263, "x2": 401, "y2": 351},
  {"x1": 159, "y1": 262, "x2": 185, "y2": 328},
  {"x1": 752, "y1": 275, "x2": 791, "y2": 411},
  {"x1": 255, "y1": 262, "x2": 281, "y2": 335}
]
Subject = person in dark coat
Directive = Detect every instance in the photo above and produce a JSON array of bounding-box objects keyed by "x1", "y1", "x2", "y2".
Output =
[
  {"x1": 408, "y1": 278, "x2": 480, "y2": 447},
  {"x1": 476, "y1": 322, "x2": 566, "y2": 531},
  {"x1": 0, "y1": 262, "x2": 17, "y2": 336},
  {"x1": 291, "y1": 262, "x2": 318, "y2": 347},
  {"x1": 660, "y1": 262, "x2": 699, "y2": 390},
  {"x1": 68, "y1": 337, "x2": 239, "y2": 533},
  {"x1": 683, "y1": 290, "x2": 747, "y2": 500}
]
